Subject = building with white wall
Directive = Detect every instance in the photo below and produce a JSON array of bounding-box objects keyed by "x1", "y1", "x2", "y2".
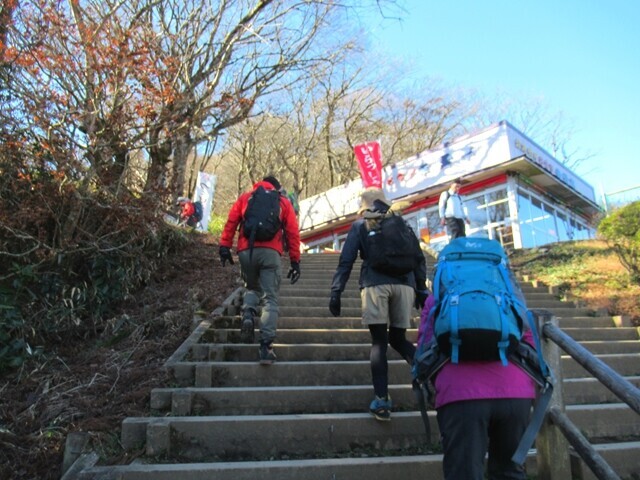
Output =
[{"x1": 298, "y1": 120, "x2": 601, "y2": 253}]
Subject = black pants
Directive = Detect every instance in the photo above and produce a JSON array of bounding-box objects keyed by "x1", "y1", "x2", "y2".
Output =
[
  {"x1": 369, "y1": 325, "x2": 415, "y2": 398},
  {"x1": 437, "y1": 398, "x2": 532, "y2": 480},
  {"x1": 445, "y1": 217, "x2": 466, "y2": 239}
]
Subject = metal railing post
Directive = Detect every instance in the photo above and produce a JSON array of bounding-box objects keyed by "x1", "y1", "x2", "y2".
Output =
[{"x1": 531, "y1": 309, "x2": 572, "y2": 480}]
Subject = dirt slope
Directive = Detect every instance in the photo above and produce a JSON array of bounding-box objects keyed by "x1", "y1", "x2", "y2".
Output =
[{"x1": 0, "y1": 233, "x2": 241, "y2": 480}]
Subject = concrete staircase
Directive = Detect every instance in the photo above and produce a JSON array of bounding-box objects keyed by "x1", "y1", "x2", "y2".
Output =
[{"x1": 75, "y1": 253, "x2": 640, "y2": 479}]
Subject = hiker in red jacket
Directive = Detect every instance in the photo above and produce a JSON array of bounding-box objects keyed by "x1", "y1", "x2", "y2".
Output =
[
  {"x1": 219, "y1": 176, "x2": 301, "y2": 365},
  {"x1": 176, "y1": 197, "x2": 197, "y2": 227}
]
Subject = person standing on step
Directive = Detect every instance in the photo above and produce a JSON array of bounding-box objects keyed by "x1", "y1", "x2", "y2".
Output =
[
  {"x1": 418, "y1": 295, "x2": 538, "y2": 480},
  {"x1": 219, "y1": 176, "x2": 301, "y2": 365},
  {"x1": 328, "y1": 187, "x2": 428, "y2": 421},
  {"x1": 438, "y1": 178, "x2": 470, "y2": 240}
]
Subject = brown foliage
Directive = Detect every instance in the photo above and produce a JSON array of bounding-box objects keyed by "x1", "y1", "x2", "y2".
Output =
[{"x1": 0, "y1": 233, "x2": 241, "y2": 480}]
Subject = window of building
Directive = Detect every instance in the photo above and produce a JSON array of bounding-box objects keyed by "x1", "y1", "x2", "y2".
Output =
[
  {"x1": 486, "y1": 189, "x2": 509, "y2": 224},
  {"x1": 466, "y1": 193, "x2": 487, "y2": 227},
  {"x1": 543, "y1": 203, "x2": 558, "y2": 243},
  {"x1": 557, "y1": 212, "x2": 570, "y2": 241}
]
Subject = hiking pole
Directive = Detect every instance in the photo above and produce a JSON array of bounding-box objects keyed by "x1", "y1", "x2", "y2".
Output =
[{"x1": 412, "y1": 381, "x2": 431, "y2": 444}]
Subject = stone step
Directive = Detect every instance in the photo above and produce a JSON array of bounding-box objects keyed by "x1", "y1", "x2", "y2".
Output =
[
  {"x1": 566, "y1": 403, "x2": 640, "y2": 440},
  {"x1": 278, "y1": 295, "x2": 572, "y2": 310},
  {"x1": 119, "y1": 406, "x2": 640, "y2": 461},
  {"x1": 76, "y1": 454, "x2": 448, "y2": 480},
  {"x1": 150, "y1": 376, "x2": 640, "y2": 416},
  {"x1": 77, "y1": 250, "x2": 640, "y2": 480},
  {"x1": 276, "y1": 305, "x2": 595, "y2": 318},
  {"x1": 167, "y1": 354, "x2": 640, "y2": 388},
  {"x1": 571, "y1": 441, "x2": 640, "y2": 480},
  {"x1": 563, "y1": 376, "x2": 640, "y2": 404},
  {"x1": 191, "y1": 340, "x2": 640, "y2": 363},
  {"x1": 562, "y1": 353, "x2": 640, "y2": 377},
  {"x1": 281, "y1": 276, "x2": 552, "y2": 294},
  {"x1": 204, "y1": 327, "x2": 639, "y2": 345},
  {"x1": 71, "y1": 442, "x2": 640, "y2": 480},
  {"x1": 121, "y1": 412, "x2": 437, "y2": 460},
  {"x1": 560, "y1": 327, "x2": 639, "y2": 341},
  {"x1": 169, "y1": 360, "x2": 413, "y2": 388},
  {"x1": 281, "y1": 283, "x2": 555, "y2": 296},
  {"x1": 210, "y1": 314, "x2": 619, "y2": 331}
]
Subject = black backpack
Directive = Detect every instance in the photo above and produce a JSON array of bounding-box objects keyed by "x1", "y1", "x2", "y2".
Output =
[
  {"x1": 192, "y1": 201, "x2": 203, "y2": 222},
  {"x1": 365, "y1": 212, "x2": 423, "y2": 276},
  {"x1": 242, "y1": 186, "x2": 282, "y2": 254}
]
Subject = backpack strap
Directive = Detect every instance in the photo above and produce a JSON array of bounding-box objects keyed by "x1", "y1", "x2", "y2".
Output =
[
  {"x1": 509, "y1": 312, "x2": 555, "y2": 465},
  {"x1": 412, "y1": 382, "x2": 431, "y2": 443},
  {"x1": 412, "y1": 340, "x2": 449, "y2": 443},
  {"x1": 495, "y1": 292, "x2": 511, "y2": 366},
  {"x1": 448, "y1": 292, "x2": 462, "y2": 364},
  {"x1": 435, "y1": 257, "x2": 465, "y2": 363}
]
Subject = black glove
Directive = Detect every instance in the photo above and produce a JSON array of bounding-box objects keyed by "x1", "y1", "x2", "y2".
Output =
[
  {"x1": 287, "y1": 262, "x2": 300, "y2": 284},
  {"x1": 329, "y1": 292, "x2": 341, "y2": 317},
  {"x1": 219, "y1": 246, "x2": 234, "y2": 266},
  {"x1": 414, "y1": 290, "x2": 429, "y2": 311}
]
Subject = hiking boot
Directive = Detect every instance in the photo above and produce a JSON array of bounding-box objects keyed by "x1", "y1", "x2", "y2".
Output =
[
  {"x1": 240, "y1": 308, "x2": 256, "y2": 343},
  {"x1": 259, "y1": 343, "x2": 277, "y2": 365},
  {"x1": 369, "y1": 395, "x2": 392, "y2": 421}
]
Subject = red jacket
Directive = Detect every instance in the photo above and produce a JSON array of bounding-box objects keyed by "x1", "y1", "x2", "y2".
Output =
[
  {"x1": 220, "y1": 181, "x2": 301, "y2": 263},
  {"x1": 180, "y1": 201, "x2": 195, "y2": 220}
]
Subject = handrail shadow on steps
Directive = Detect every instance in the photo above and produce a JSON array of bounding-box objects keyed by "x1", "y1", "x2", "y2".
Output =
[{"x1": 532, "y1": 309, "x2": 640, "y2": 480}]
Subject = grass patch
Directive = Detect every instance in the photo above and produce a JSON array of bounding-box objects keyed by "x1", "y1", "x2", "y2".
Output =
[{"x1": 510, "y1": 240, "x2": 640, "y2": 325}]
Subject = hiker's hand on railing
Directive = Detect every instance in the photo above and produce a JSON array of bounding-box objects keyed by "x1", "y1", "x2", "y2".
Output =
[
  {"x1": 329, "y1": 292, "x2": 341, "y2": 317},
  {"x1": 287, "y1": 262, "x2": 300, "y2": 284},
  {"x1": 219, "y1": 246, "x2": 234, "y2": 266}
]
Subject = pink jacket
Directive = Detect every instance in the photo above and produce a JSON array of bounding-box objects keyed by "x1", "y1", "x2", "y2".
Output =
[{"x1": 418, "y1": 295, "x2": 537, "y2": 409}]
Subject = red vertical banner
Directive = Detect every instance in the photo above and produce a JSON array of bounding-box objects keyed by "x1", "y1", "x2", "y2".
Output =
[{"x1": 354, "y1": 141, "x2": 383, "y2": 188}]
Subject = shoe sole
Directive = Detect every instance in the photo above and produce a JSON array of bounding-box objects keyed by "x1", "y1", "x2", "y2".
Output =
[
  {"x1": 259, "y1": 349, "x2": 276, "y2": 366},
  {"x1": 370, "y1": 411, "x2": 391, "y2": 422}
]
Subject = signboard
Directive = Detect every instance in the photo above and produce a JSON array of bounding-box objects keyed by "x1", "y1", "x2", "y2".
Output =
[
  {"x1": 193, "y1": 172, "x2": 217, "y2": 232},
  {"x1": 354, "y1": 141, "x2": 383, "y2": 188},
  {"x1": 298, "y1": 121, "x2": 597, "y2": 231}
]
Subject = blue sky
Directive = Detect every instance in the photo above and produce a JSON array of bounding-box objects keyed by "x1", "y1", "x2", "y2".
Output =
[{"x1": 367, "y1": 0, "x2": 640, "y2": 203}]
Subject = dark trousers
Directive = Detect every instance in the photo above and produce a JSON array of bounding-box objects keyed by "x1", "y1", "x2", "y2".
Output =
[
  {"x1": 445, "y1": 217, "x2": 466, "y2": 239},
  {"x1": 436, "y1": 398, "x2": 532, "y2": 480},
  {"x1": 369, "y1": 325, "x2": 415, "y2": 398}
]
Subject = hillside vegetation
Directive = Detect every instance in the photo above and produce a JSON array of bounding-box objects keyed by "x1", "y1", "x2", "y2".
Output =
[{"x1": 510, "y1": 239, "x2": 640, "y2": 325}]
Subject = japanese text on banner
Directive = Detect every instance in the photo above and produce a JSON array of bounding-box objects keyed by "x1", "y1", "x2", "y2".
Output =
[{"x1": 354, "y1": 141, "x2": 383, "y2": 188}]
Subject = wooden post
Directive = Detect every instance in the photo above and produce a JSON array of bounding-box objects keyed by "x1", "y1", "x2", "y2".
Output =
[{"x1": 531, "y1": 309, "x2": 572, "y2": 480}]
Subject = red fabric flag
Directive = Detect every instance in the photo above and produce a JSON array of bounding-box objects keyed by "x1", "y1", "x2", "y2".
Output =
[{"x1": 354, "y1": 141, "x2": 383, "y2": 188}]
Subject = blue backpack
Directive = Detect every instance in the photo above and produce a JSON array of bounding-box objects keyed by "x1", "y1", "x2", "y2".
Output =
[
  {"x1": 413, "y1": 237, "x2": 554, "y2": 463},
  {"x1": 431, "y1": 237, "x2": 527, "y2": 365}
]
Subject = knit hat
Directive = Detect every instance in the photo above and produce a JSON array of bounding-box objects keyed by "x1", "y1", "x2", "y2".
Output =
[
  {"x1": 358, "y1": 188, "x2": 389, "y2": 214},
  {"x1": 263, "y1": 176, "x2": 281, "y2": 190}
]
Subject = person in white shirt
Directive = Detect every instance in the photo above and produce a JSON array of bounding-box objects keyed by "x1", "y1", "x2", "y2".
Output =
[{"x1": 439, "y1": 179, "x2": 470, "y2": 239}]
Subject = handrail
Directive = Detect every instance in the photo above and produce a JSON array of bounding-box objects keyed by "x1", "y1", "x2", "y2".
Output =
[
  {"x1": 531, "y1": 309, "x2": 639, "y2": 480},
  {"x1": 547, "y1": 406, "x2": 622, "y2": 480},
  {"x1": 542, "y1": 322, "x2": 640, "y2": 414}
]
